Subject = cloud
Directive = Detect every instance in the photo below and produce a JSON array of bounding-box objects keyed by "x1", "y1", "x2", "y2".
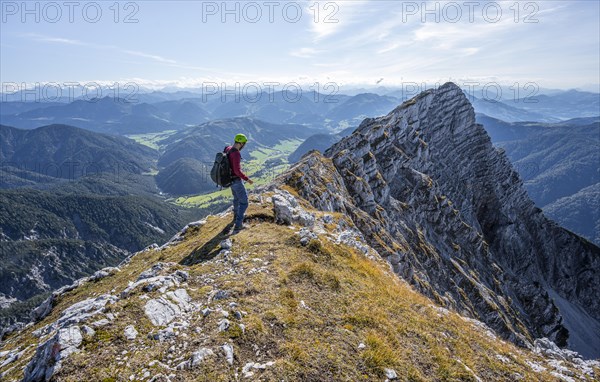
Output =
[
  {"x1": 289, "y1": 47, "x2": 321, "y2": 58},
  {"x1": 376, "y1": 40, "x2": 415, "y2": 55},
  {"x1": 23, "y1": 33, "x2": 86, "y2": 46},
  {"x1": 123, "y1": 50, "x2": 177, "y2": 64},
  {"x1": 305, "y1": 0, "x2": 370, "y2": 42},
  {"x1": 23, "y1": 33, "x2": 182, "y2": 66}
]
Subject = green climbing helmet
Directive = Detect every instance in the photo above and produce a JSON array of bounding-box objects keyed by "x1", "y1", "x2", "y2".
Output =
[{"x1": 234, "y1": 133, "x2": 248, "y2": 143}]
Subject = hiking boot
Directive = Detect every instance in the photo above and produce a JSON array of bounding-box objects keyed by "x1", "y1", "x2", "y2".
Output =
[{"x1": 232, "y1": 224, "x2": 249, "y2": 233}]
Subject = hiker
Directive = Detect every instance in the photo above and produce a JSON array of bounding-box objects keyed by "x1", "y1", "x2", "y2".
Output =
[{"x1": 225, "y1": 134, "x2": 254, "y2": 232}]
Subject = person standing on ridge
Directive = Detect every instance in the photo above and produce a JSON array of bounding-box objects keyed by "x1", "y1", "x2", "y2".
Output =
[{"x1": 225, "y1": 134, "x2": 253, "y2": 233}]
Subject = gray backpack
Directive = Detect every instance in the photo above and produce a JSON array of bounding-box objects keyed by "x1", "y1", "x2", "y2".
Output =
[{"x1": 210, "y1": 147, "x2": 235, "y2": 187}]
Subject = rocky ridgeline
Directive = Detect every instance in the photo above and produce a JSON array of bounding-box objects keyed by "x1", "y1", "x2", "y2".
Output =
[
  {"x1": 278, "y1": 82, "x2": 600, "y2": 359},
  {"x1": 0, "y1": 219, "x2": 275, "y2": 381},
  {"x1": 0, "y1": 191, "x2": 392, "y2": 382},
  {"x1": 0, "y1": 189, "x2": 598, "y2": 381}
]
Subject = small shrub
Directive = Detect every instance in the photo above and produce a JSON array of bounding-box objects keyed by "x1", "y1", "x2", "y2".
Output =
[
  {"x1": 264, "y1": 310, "x2": 277, "y2": 321},
  {"x1": 225, "y1": 323, "x2": 244, "y2": 339},
  {"x1": 282, "y1": 342, "x2": 309, "y2": 363},
  {"x1": 343, "y1": 313, "x2": 378, "y2": 329},
  {"x1": 280, "y1": 288, "x2": 298, "y2": 309},
  {"x1": 321, "y1": 272, "x2": 341, "y2": 291},
  {"x1": 307, "y1": 239, "x2": 333, "y2": 262},
  {"x1": 288, "y1": 263, "x2": 316, "y2": 282},
  {"x1": 245, "y1": 315, "x2": 265, "y2": 334}
]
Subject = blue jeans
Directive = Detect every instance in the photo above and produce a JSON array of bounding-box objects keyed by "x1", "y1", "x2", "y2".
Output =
[{"x1": 231, "y1": 179, "x2": 248, "y2": 228}]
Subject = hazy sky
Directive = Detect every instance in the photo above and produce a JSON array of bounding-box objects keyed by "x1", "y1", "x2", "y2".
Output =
[{"x1": 1, "y1": 0, "x2": 599, "y2": 91}]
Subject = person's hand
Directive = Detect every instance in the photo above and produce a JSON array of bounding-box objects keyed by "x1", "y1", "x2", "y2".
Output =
[{"x1": 247, "y1": 179, "x2": 254, "y2": 185}]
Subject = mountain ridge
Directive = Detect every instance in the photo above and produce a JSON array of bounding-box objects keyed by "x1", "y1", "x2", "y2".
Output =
[
  {"x1": 277, "y1": 82, "x2": 600, "y2": 358},
  {"x1": 1, "y1": 124, "x2": 158, "y2": 187},
  {"x1": 1, "y1": 190, "x2": 598, "y2": 381}
]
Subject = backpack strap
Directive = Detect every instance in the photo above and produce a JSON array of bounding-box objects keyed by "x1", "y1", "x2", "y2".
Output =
[{"x1": 224, "y1": 146, "x2": 238, "y2": 153}]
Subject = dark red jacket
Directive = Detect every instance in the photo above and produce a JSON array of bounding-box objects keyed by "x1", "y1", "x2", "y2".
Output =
[{"x1": 225, "y1": 146, "x2": 249, "y2": 181}]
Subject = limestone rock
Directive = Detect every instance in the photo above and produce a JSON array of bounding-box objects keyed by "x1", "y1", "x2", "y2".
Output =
[
  {"x1": 277, "y1": 82, "x2": 600, "y2": 358},
  {"x1": 145, "y1": 300, "x2": 180, "y2": 327},
  {"x1": 23, "y1": 326, "x2": 82, "y2": 382},
  {"x1": 90, "y1": 267, "x2": 120, "y2": 281},
  {"x1": 221, "y1": 343, "x2": 234, "y2": 365},
  {"x1": 35, "y1": 294, "x2": 118, "y2": 338},
  {"x1": 190, "y1": 348, "x2": 214, "y2": 367},
  {"x1": 384, "y1": 368, "x2": 398, "y2": 380},
  {"x1": 122, "y1": 267, "x2": 188, "y2": 298},
  {"x1": 272, "y1": 190, "x2": 315, "y2": 227},
  {"x1": 220, "y1": 239, "x2": 232, "y2": 250},
  {"x1": 124, "y1": 325, "x2": 138, "y2": 340}
]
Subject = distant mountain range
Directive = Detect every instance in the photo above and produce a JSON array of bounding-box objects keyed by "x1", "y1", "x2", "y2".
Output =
[
  {"x1": 469, "y1": 96, "x2": 560, "y2": 122},
  {"x1": 468, "y1": 90, "x2": 599, "y2": 122},
  {"x1": 515, "y1": 90, "x2": 600, "y2": 119},
  {"x1": 0, "y1": 98, "x2": 198, "y2": 134},
  {"x1": 0, "y1": 119, "x2": 317, "y2": 197},
  {"x1": 3, "y1": 89, "x2": 596, "y2": 135},
  {"x1": 477, "y1": 114, "x2": 599, "y2": 245},
  {"x1": 155, "y1": 158, "x2": 213, "y2": 195},
  {"x1": 159, "y1": 117, "x2": 317, "y2": 166},
  {"x1": 0, "y1": 91, "x2": 352, "y2": 133},
  {"x1": 288, "y1": 126, "x2": 356, "y2": 163},
  {"x1": 0, "y1": 124, "x2": 158, "y2": 187},
  {"x1": 544, "y1": 183, "x2": 600, "y2": 244}
]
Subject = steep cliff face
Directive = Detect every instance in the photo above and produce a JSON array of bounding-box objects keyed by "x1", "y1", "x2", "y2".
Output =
[{"x1": 279, "y1": 82, "x2": 600, "y2": 358}]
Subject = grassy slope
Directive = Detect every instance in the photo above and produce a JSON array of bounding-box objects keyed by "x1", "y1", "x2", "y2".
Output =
[{"x1": 1, "y1": 191, "x2": 592, "y2": 381}]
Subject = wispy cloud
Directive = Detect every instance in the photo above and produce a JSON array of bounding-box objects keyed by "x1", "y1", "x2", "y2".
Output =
[
  {"x1": 289, "y1": 47, "x2": 321, "y2": 58},
  {"x1": 535, "y1": 5, "x2": 568, "y2": 16},
  {"x1": 376, "y1": 40, "x2": 414, "y2": 55},
  {"x1": 23, "y1": 33, "x2": 180, "y2": 66},
  {"x1": 123, "y1": 50, "x2": 177, "y2": 64},
  {"x1": 305, "y1": 0, "x2": 370, "y2": 42},
  {"x1": 24, "y1": 33, "x2": 86, "y2": 46}
]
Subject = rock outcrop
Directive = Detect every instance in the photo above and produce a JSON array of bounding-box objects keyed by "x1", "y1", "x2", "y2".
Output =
[{"x1": 279, "y1": 82, "x2": 600, "y2": 358}]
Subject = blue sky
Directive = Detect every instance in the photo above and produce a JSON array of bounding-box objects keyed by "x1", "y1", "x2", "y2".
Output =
[{"x1": 1, "y1": 0, "x2": 599, "y2": 91}]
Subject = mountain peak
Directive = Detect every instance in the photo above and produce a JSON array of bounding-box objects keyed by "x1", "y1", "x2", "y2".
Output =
[
  {"x1": 287, "y1": 85, "x2": 600, "y2": 359},
  {"x1": 350, "y1": 81, "x2": 475, "y2": 145}
]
